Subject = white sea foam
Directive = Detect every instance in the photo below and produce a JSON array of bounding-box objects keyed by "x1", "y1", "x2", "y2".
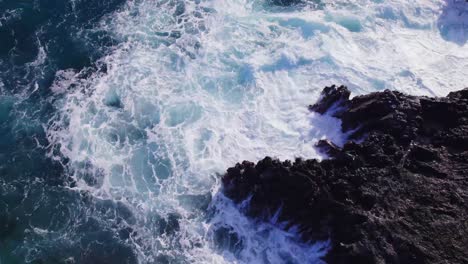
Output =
[{"x1": 47, "y1": 0, "x2": 468, "y2": 263}]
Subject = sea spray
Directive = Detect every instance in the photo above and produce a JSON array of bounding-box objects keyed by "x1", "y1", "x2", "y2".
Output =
[
  {"x1": 0, "y1": 0, "x2": 466, "y2": 263},
  {"x1": 46, "y1": 0, "x2": 468, "y2": 262}
]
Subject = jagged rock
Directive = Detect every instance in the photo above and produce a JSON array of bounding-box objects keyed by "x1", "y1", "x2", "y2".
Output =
[
  {"x1": 316, "y1": 139, "x2": 341, "y2": 158},
  {"x1": 309, "y1": 85, "x2": 350, "y2": 115},
  {"x1": 222, "y1": 86, "x2": 468, "y2": 264}
]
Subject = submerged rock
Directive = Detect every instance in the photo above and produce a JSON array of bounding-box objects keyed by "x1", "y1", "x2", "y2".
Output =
[
  {"x1": 268, "y1": 0, "x2": 311, "y2": 6},
  {"x1": 269, "y1": 0, "x2": 298, "y2": 5},
  {"x1": 222, "y1": 86, "x2": 468, "y2": 264}
]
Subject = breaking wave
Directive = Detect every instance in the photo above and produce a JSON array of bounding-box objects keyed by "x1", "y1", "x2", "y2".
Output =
[{"x1": 1, "y1": 0, "x2": 467, "y2": 263}]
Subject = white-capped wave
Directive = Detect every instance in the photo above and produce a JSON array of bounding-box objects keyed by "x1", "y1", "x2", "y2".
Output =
[{"x1": 46, "y1": 0, "x2": 467, "y2": 263}]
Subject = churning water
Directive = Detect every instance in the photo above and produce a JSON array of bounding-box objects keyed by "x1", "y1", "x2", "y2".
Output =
[{"x1": 1, "y1": 0, "x2": 467, "y2": 263}]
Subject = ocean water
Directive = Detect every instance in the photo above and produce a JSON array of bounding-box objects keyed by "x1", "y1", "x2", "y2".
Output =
[{"x1": 0, "y1": 0, "x2": 467, "y2": 263}]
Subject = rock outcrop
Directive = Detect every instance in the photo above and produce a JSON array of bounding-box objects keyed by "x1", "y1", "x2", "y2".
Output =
[{"x1": 222, "y1": 86, "x2": 468, "y2": 264}]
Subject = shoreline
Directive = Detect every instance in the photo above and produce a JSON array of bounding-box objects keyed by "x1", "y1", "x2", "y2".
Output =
[{"x1": 222, "y1": 85, "x2": 468, "y2": 263}]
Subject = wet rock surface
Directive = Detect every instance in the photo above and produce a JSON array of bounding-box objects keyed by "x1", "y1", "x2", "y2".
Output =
[{"x1": 222, "y1": 86, "x2": 468, "y2": 264}]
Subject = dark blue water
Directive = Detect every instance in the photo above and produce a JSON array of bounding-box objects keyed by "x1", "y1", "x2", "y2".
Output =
[{"x1": 0, "y1": 1, "x2": 141, "y2": 263}]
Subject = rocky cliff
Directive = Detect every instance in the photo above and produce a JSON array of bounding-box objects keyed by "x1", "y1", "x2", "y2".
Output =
[{"x1": 222, "y1": 86, "x2": 468, "y2": 263}]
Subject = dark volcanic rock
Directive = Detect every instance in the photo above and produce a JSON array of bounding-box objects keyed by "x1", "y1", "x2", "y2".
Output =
[
  {"x1": 222, "y1": 86, "x2": 468, "y2": 264},
  {"x1": 309, "y1": 85, "x2": 350, "y2": 115}
]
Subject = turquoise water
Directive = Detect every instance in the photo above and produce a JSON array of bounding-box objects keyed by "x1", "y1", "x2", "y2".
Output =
[{"x1": 1, "y1": 0, "x2": 467, "y2": 263}]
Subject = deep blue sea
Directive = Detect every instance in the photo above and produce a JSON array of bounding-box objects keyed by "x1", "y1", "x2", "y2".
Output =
[{"x1": 0, "y1": 0, "x2": 467, "y2": 263}]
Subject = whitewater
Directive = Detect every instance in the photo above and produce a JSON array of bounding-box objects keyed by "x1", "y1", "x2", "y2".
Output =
[{"x1": 1, "y1": 0, "x2": 466, "y2": 263}]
